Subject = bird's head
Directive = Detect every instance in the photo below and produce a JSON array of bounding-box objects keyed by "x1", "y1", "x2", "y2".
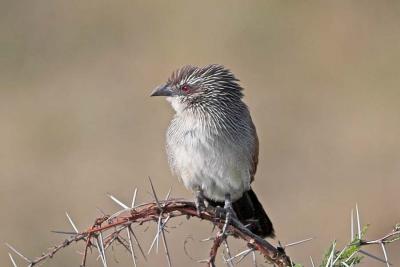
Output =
[{"x1": 151, "y1": 64, "x2": 244, "y2": 113}]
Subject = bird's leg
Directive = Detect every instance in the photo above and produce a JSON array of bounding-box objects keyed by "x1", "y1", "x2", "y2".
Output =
[
  {"x1": 221, "y1": 193, "x2": 237, "y2": 236},
  {"x1": 194, "y1": 187, "x2": 206, "y2": 217},
  {"x1": 223, "y1": 193, "x2": 237, "y2": 218}
]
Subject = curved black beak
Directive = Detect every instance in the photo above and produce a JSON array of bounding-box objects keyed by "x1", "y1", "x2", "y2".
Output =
[{"x1": 150, "y1": 84, "x2": 173, "y2": 97}]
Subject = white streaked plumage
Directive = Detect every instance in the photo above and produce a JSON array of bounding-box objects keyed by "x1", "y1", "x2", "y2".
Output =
[{"x1": 166, "y1": 95, "x2": 255, "y2": 201}]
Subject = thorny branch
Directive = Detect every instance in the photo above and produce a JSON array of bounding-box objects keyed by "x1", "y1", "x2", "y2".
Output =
[
  {"x1": 6, "y1": 194, "x2": 291, "y2": 267},
  {"x1": 6, "y1": 187, "x2": 400, "y2": 267}
]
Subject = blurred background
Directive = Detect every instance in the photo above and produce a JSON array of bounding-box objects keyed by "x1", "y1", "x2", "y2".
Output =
[{"x1": 1, "y1": 1, "x2": 399, "y2": 266}]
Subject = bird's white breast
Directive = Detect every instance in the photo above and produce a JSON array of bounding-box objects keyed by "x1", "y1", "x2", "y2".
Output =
[{"x1": 166, "y1": 110, "x2": 252, "y2": 202}]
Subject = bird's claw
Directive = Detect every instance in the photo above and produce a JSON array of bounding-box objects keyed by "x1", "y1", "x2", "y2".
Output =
[
  {"x1": 195, "y1": 198, "x2": 206, "y2": 217},
  {"x1": 214, "y1": 206, "x2": 226, "y2": 219}
]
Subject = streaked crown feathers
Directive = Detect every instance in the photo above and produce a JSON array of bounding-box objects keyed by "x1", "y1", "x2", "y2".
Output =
[{"x1": 167, "y1": 64, "x2": 244, "y2": 99}]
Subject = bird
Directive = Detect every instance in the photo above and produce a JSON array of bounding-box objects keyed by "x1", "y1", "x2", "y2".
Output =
[{"x1": 151, "y1": 64, "x2": 274, "y2": 238}]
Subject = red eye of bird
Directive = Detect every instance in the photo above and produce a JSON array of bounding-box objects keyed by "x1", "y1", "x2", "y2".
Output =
[{"x1": 181, "y1": 85, "x2": 190, "y2": 93}]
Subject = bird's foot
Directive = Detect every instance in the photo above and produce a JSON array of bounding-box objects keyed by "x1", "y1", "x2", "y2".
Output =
[
  {"x1": 220, "y1": 193, "x2": 237, "y2": 237},
  {"x1": 195, "y1": 189, "x2": 206, "y2": 217}
]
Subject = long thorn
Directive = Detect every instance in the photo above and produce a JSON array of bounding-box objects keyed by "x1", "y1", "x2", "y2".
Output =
[
  {"x1": 380, "y1": 243, "x2": 390, "y2": 267},
  {"x1": 132, "y1": 188, "x2": 138, "y2": 208},
  {"x1": 160, "y1": 224, "x2": 172, "y2": 267},
  {"x1": 107, "y1": 193, "x2": 129, "y2": 209},
  {"x1": 94, "y1": 237, "x2": 106, "y2": 267},
  {"x1": 351, "y1": 209, "x2": 354, "y2": 241},
  {"x1": 128, "y1": 226, "x2": 147, "y2": 260},
  {"x1": 156, "y1": 215, "x2": 163, "y2": 253},
  {"x1": 95, "y1": 232, "x2": 108, "y2": 267},
  {"x1": 95, "y1": 235, "x2": 118, "y2": 260},
  {"x1": 236, "y1": 249, "x2": 253, "y2": 264},
  {"x1": 8, "y1": 253, "x2": 18, "y2": 267},
  {"x1": 65, "y1": 212, "x2": 79, "y2": 233},
  {"x1": 222, "y1": 240, "x2": 234, "y2": 267},
  {"x1": 5, "y1": 243, "x2": 31, "y2": 263},
  {"x1": 126, "y1": 228, "x2": 137, "y2": 267},
  {"x1": 201, "y1": 236, "x2": 215, "y2": 242},
  {"x1": 165, "y1": 187, "x2": 172, "y2": 201},
  {"x1": 51, "y1": 230, "x2": 78, "y2": 235},
  {"x1": 251, "y1": 250, "x2": 257, "y2": 267},
  {"x1": 226, "y1": 248, "x2": 253, "y2": 262},
  {"x1": 147, "y1": 215, "x2": 171, "y2": 254},
  {"x1": 148, "y1": 177, "x2": 162, "y2": 210},
  {"x1": 285, "y1": 237, "x2": 314, "y2": 248},
  {"x1": 99, "y1": 232, "x2": 108, "y2": 266},
  {"x1": 310, "y1": 256, "x2": 315, "y2": 267},
  {"x1": 355, "y1": 204, "x2": 361, "y2": 239}
]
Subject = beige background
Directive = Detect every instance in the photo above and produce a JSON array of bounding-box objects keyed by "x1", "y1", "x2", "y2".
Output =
[{"x1": 1, "y1": 1, "x2": 399, "y2": 266}]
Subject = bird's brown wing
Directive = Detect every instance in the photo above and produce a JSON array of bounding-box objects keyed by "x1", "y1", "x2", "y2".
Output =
[{"x1": 250, "y1": 121, "x2": 259, "y2": 183}]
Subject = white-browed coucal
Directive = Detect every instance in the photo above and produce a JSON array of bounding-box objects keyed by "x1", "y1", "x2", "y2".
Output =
[{"x1": 151, "y1": 64, "x2": 274, "y2": 238}]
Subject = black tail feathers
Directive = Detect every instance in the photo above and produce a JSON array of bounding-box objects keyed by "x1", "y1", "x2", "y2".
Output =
[
  {"x1": 233, "y1": 189, "x2": 275, "y2": 238},
  {"x1": 206, "y1": 189, "x2": 274, "y2": 238}
]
